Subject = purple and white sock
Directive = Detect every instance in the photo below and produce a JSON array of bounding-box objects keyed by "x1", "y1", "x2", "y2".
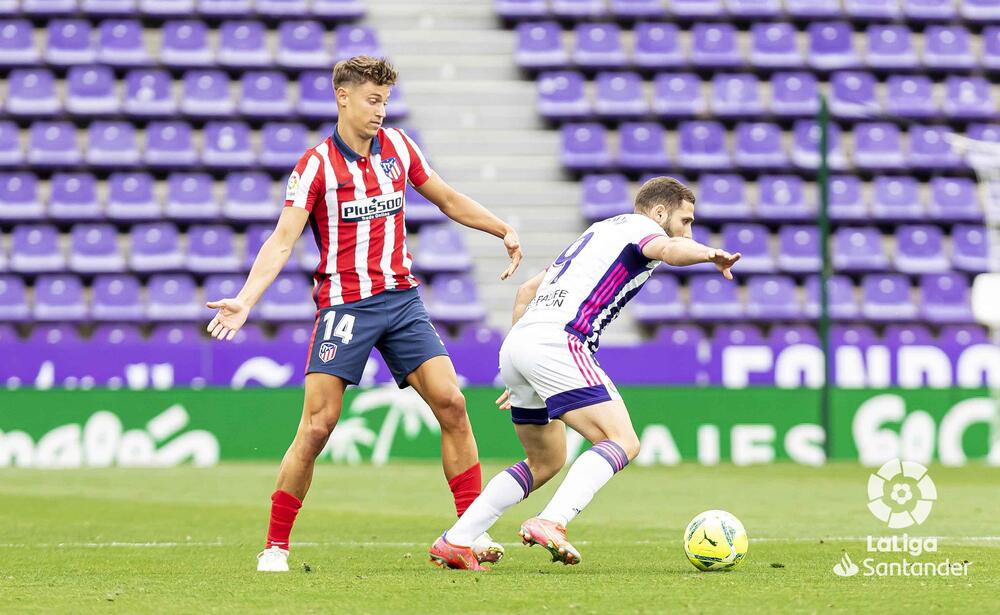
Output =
[
  {"x1": 538, "y1": 439, "x2": 630, "y2": 527},
  {"x1": 445, "y1": 461, "x2": 535, "y2": 547}
]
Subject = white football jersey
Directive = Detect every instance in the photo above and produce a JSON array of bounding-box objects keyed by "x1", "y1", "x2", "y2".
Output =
[{"x1": 515, "y1": 214, "x2": 666, "y2": 351}]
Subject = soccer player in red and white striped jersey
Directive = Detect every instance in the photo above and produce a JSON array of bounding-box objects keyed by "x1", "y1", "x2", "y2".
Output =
[{"x1": 205, "y1": 56, "x2": 522, "y2": 572}]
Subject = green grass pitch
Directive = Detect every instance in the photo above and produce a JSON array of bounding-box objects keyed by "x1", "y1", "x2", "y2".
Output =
[{"x1": 1, "y1": 462, "x2": 996, "y2": 614}]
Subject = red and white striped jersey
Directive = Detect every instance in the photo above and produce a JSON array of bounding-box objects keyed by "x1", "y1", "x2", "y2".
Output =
[{"x1": 284, "y1": 127, "x2": 434, "y2": 308}]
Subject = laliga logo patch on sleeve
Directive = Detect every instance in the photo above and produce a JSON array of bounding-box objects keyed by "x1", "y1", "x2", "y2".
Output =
[{"x1": 286, "y1": 171, "x2": 300, "y2": 200}]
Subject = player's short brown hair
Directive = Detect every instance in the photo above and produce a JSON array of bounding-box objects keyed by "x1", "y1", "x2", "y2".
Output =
[
  {"x1": 333, "y1": 55, "x2": 398, "y2": 89},
  {"x1": 634, "y1": 176, "x2": 696, "y2": 214}
]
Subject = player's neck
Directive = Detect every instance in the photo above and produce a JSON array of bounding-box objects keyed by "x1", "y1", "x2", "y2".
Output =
[{"x1": 335, "y1": 123, "x2": 373, "y2": 158}]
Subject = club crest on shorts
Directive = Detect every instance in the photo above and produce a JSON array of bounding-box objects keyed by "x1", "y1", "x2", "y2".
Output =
[
  {"x1": 380, "y1": 156, "x2": 402, "y2": 181},
  {"x1": 318, "y1": 342, "x2": 338, "y2": 363}
]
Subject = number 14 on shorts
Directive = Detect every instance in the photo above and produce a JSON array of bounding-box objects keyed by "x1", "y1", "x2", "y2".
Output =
[{"x1": 318, "y1": 311, "x2": 355, "y2": 363}]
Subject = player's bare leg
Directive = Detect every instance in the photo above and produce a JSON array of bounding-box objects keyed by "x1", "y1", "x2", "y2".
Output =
[
  {"x1": 521, "y1": 399, "x2": 640, "y2": 566},
  {"x1": 258, "y1": 373, "x2": 347, "y2": 572}
]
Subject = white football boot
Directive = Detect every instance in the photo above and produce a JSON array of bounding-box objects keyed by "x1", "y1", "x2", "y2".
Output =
[
  {"x1": 256, "y1": 546, "x2": 289, "y2": 572},
  {"x1": 471, "y1": 532, "x2": 505, "y2": 564}
]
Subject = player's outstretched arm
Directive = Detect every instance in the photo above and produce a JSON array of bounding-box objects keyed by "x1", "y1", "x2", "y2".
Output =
[
  {"x1": 641, "y1": 236, "x2": 741, "y2": 280},
  {"x1": 206, "y1": 207, "x2": 309, "y2": 341},
  {"x1": 414, "y1": 174, "x2": 522, "y2": 280}
]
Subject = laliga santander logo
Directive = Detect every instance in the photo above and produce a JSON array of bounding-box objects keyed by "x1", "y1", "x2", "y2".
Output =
[{"x1": 867, "y1": 459, "x2": 937, "y2": 529}]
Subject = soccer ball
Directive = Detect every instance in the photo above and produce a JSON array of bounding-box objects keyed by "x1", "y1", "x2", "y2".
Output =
[{"x1": 683, "y1": 510, "x2": 748, "y2": 571}]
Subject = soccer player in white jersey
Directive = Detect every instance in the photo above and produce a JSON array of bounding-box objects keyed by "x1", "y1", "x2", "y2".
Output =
[{"x1": 428, "y1": 177, "x2": 740, "y2": 570}]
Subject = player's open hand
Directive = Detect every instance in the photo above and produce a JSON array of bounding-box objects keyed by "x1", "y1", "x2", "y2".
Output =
[
  {"x1": 500, "y1": 229, "x2": 522, "y2": 281},
  {"x1": 708, "y1": 249, "x2": 741, "y2": 281},
  {"x1": 205, "y1": 298, "x2": 249, "y2": 341},
  {"x1": 495, "y1": 389, "x2": 512, "y2": 411}
]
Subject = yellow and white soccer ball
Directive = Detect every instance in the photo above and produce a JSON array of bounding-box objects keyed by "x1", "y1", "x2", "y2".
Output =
[{"x1": 683, "y1": 510, "x2": 749, "y2": 571}]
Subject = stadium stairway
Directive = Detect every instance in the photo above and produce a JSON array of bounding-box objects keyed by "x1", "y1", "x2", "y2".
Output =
[{"x1": 367, "y1": 0, "x2": 643, "y2": 340}]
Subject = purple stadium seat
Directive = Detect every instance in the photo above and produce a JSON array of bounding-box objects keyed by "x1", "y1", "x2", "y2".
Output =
[
  {"x1": 883, "y1": 324, "x2": 934, "y2": 346},
  {"x1": 203, "y1": 122, "x2": 255, "y2": 169},
  {"x1": 181, "y1": 70, "x2": 234, "y2": 117},
  {"x1": 677, "y1": 121, "x2": 729, "y2": 171},
  {"x1": 147, "y1": 274, "x2": 200, "y2": 322},
  {"x1": 277, "y1": 21, "x2": 330, "y2": 69},
  {"x1": 187, "y1": 225, "x2": 240, "y2": 273},
  {"x1": 515, "y1": 22, "x2": 567, "y2": 70},
  {"x1": 537, "y1": 71, "x2": 590, "y2": 121},
  {"x1": 940, "y1": 325, "x2": 989, "y2": 347},
  {"x1": 552, "y1": 0, "x2": 605, "y2": 18},
  {"x1": 746, "y1": 275, "x2": 801, "y2": 321},
  {"x1": 960, "y1": 0, "x2": 1000, "y2": 21},
  {"x1": 871, "y1": 176, "x2": 923, "y2": 221},
  {"x1": 757, "y1": 175, "x2": 813, "y2": 221},
  {"x1": 415, "y1": 224, "x2": 472, "y2": 273},
  {"x1": 427, "y1": 274, "x2": 486, "y2": 324},
  {"x1": 769, "y1": 325, "x2": 819, "y2": 346},
  {"x1": 691, "y1": 23, "x2": 741, "y2": 68},
  {"x1": 697, "y1": 174, "x2": 751, "y2": 222},
  {"x1": 689, "y1": 275, "x2": 743, "y2": 321},
  {"x1": 0, "y1": 20, "x2": 39, "y2": 67},
  {"x1": 0, "y1": 276, "x2": 30, "y2": 321},
  {"x1": 710, "y1": 73, "x2": 763, "y2": 117},
  {"x1": 672, "y1": 0, "x2": 723, "y2": 18},
  {"x1": 903, "y1": 0, "x2": 956, "y2": 21},
  {"x1": 92, "y1": 324, "x2": 144, "y2": 344},
  {"x1": 943, "y1": 77, "x2": 996, "y2": 120},
  {"x1": 846, "y1": 0, "x2": 900, "y2": 20},
  {"x1": 786, "y1": 0, "x2": 840, "y2": 18},
  {"x1": 721, "y1": 224, "x2": 773, "y2": 273},
  {"x1": 952, "y1": 226, "x2": 989, "y2": 273},
  {"x1": 150, "y1": 324, "x2": 207, "y2": 344},
  {"x1": 273, "y1": 322, "x2": 311, "y2": 345},
  {"x1": 11, "y1": 225, "x2": 65, "y2": 273},
  {"x1": 495, "y1": 0, "x2": 548, "y2": 20},
  {"x1": 33, "y1": 275, "x2": 86, "y2": 322},
  {"x1": 928, "y1": 177, "x2": 979, "y2": 223},
  {"x1": 86, "y1": 122, "x2": 140, "y2": 168},
  {"x1": 5, "y1": 69, "x2": 59, "y2": 117},
  {"x1": 749, "y1": 22, "x2": 802, "y2": 69},
  {"x1": 909, "y1": 125, "x2": 962, "y2": 171},
  {"x1": 791, "y1": 120, "x2": 847, "y2": 170},
  {"x1": 829, "y1": 175, "x2": 867, "y2": 222},
  {"x1": 224, "y1": 173, "x2": 278, "y2": 222},
  {"x1": 260, "y1": 123, "x2": 309, "y2": 172},
  {"x1": 219, "y1": 20, "x2": 270, "y2": 68},
  {"x1": 69, "y1": 223, "x2": 125, "y2": 273},
  {"x1": 777, "y1": 226, "x2": 820, "y2": 273},
  {"x1": 145, "y1": 121, "x2": 197, "y2": 168},
  {"x1": 651, "y1": 73, "x2": 705, "y2": 118},
  {"x1": 885, "y1": 75, "x2": 936, "y2": 119},
  {"x1": 298, "y1": 71, "x2": 339, "y2": 120},
  {"x1": 197, "y1": 0, "x2": 252, "y2": 18},
  {"x1": 581, "y1": 174, "x2": 631, "y2": 221},
  {"x1": 634, "y1": 23, "x2": 684, "y2": 69},
  {"x1": 107, "y1": 172, "x2": 160, "y2": 222},
  {"x1": 984, "y1": 27, "x2": 1000, "y2": 71},
  {"x1": 161, "y1": 20, "x2": 213, "y2": 68},
  {"x1": 98, "y1": 19, "x2": 149, "y2": 67},
  {"x1": 66, "y1": 65, "x2": 119, "y2": 116},
  {"x1": 256, "y1": 0, "x2": 309, "y2": 17},
  {"x1": 0, "y1": 173, "x2": 43, "y2": 222},
  {"x1": 297, "y1": 237, "x2": 319, "y2": 272},
  {"x1": 831, "y1": 325, "x2": 879, "y2": 347},
  {"x1": 833, "y1": 227, "x2": 889, "y2": 272},
  {"x1": 608, "y1": 0, "x2": 666, "y2": 17},
  {"x1": 561, "y1": 123, "x2": 611, "y2": 171},
  {"x1": 895, "y1": 225, "x2": 949, "y2": 274},
  {"x1": 830, "y1": 71, "x2": 878, "y2": 118},
  {"x1": 314, "y1": 0, "x2": 365, "y2": 20},
  {"x1": 335, "y1": 25, "x2": 382, "y2": 62},
  {"x1": 240, "y1": 72, "x2": 291, "y2": 119},
  {"x1": 921, "y1": 274, "x2": 973, "y2": 324},
  {"x1": 203, "y1": 275, "x2": 243, "y2": 308},
  {"x1": 141, "y1": 0, "x2": 195, "y2": 16},
  {"x1": 727, "y1": 0, "x2": 781, "y2": 19},
  {"x1": 967, "y1": 123, "x2": 1000, "y2": 146},
  {"x1": 865, "y1": 25, "x2": 917, "y2": 69},
  {"x1": 45, "y1": 19, "x2": 95, "y2": 65},
  {"x1": 28, "y1": 121, "x2": 81, "y2": 167},
  {"x1": 27, "y1": 325, "x2": 82, "y2": 345},
  {"x1": 49, "y1": 173, "x2": 102, "y2": 222},
  {"x1": 130, "y1": 222, "x2": 183, "y2": 272},
  {"x1": 923, "y1": 26, "x2": 974, "y2": 70},
  {"x1": 733, "y1": 122, "x2": 786, "y2": 169},
  {"x1": 862, "y1": 274, "x2": 916, "y2": 322},
  {"x1": 594, "y1": 72, "x2": 647, "y2": 119},
  {"x1": 573, "y1": 23, "x2": 626, "y2": 70},
  {"x1": 712, "y1": 325, "x2": 765, "y2": 347},
  {"x1": 619, "y1": 122, "x2": 668, "y2": 171},
  {"x1": 405, "y1": 184, "x2": 447, "y2": 226},
  {"x1": 257, "y1": 275, "x2": 313, "y2": 322},
  {"x1": 124, "y1": 70, "x2": 176, "y2": 118},
  {"x1": 165, "y1": 173, "x2": 219, "y2": 222},
  {"x1": 632, "y1": 274, "x2": 684, "y2": 323},
  {"x1": 808, "y1": 22, "x2": 859, "y2": 70},
  {"x1": 770, "y1": 72, "x2": 819, "y2": 117},
  {"x1": 853, "y1": 123, "x2": 905, "y2": 171}
]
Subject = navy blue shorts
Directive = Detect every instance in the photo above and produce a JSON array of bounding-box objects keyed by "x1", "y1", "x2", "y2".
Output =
[{"x1": 305, "y1": 288, "x2": 449, "y2": 388}]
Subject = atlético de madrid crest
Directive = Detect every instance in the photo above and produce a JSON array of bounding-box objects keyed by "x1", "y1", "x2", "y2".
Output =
[
  {"x1": 318, "y1": 342, "x2": 338, "y2": 363},
  {"x1": 380, "y1": 157, "x2": 402, "y2": 181}
]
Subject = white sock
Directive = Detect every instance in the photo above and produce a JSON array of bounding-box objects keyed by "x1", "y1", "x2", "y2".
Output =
[
  {"x1": 538, "y1": 440, "x2": 629, "y2": 527},
  {"x1": 446, "y1": 461, "x2": 533, "y2": 547}
]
